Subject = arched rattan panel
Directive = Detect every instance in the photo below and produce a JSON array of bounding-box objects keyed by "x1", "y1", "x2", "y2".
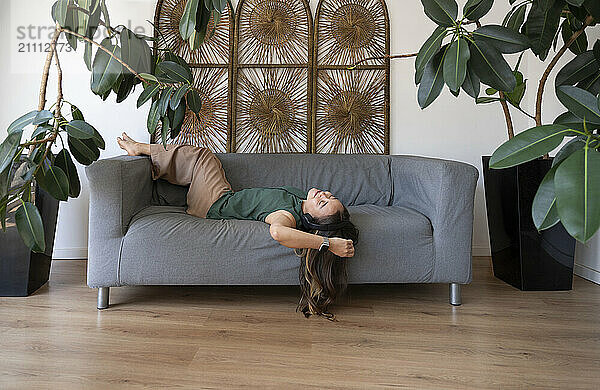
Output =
[
  {"x1": 153, "y1": 0, "x2": 234, "y2": 152},
  {"x1": 313, "y1": 0, "x2": 390, "y2": 154},
  {"x1": 232, "y1": 0, "x2": 313, "y2": 153}
]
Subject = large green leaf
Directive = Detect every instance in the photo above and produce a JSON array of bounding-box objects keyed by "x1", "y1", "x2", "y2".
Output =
[
  {"x1": 52, "y1": 0, "x2": 69, "y2": 26},
  {"x1": 64, "y1": 120, "x2": 95, "y2": 139},
  {"x1": 120, "y1": 28, "x2": 140, "y2": 74},
  {"x1": 147, "y1": 100, "x2": 161, "y2": 134},
  {"x1": 489, "y1": 124, "x2": 576, "y2": 168},
  {"x1": 164, "y1": 53, "x2": 193, "y2": 77},
  {"x1": 116, "y1": 74, "x2": 136, "y2": 103},
  {"x1": 555, "y1": 147, "x2": 600, "y2": 242},
  {"x1": 463, "y1": 0, "x2": 493, "y2": 21},
  {"x1": 92, "y1": 129, "x2": 105, "y2": 151},
  {"x1": 68, "y1": 136, "x2": 100, "y2": 166},
  {"x1": 84, "y1": 41, "x2": 93, "y2": 71},
  {"x1": 32, "y1": 110, "x2": 54, "y2": 126},
  {"x1": 525, "y1": 0, "x2": 565, "y2": 60},
  {"x1": 100, "y1": 0, "x2": 110, "y2": 29},
  {"x1": 137, "y1": 83, "x2": 160, "y2": 108},
  {"x1": 504, "y1": 71, "x2": 527, "y2": 108},
  {"x1": 473, "y1": 25, "x2": 530, "y2": 54},
  {"x1": 54, "y1": 149, "x2": 80, "y2": 198},
  {"x1": 418, "y1": 45, "x2": 448, "y2": 109},
  {"x1": 91, "y1": 38, "x2": 122, "y2": 96},
  {"x1": 553, "y1": 135, "x2": 587, "y2": 166},
  {"x1": 187, "y1": 89, "x2": 203, "y2": 113},
  {"x1": 15, "y1": 202, "x2": 45, "y2": 253},
  {"x1": 556, "y1": 51, "x2": 598, "y2": 86},
  {"x1": 71, "y1": 105, "x2": 85, "y2": 121},
  {"x1": 532, "y1": 164, "x2": 561, "y2": 230},
  {"x1": 462, "y1": 63, "x2": 481, "y2": 98},
  {"x1": 64, "y1": 0, "x2": 78, "y2": 50},
  {"x1": 171, "y1": 100, "x2": 186, "y2": 139},
  {"x1": 415, "y1": 26, "x2": 447, "y2": 85},
  {"x1": 504, "y1": 3, "x2": 527, "y2": 32},
  {"x1": 7, "y1": 111, "x2": 37, "y2": 134},
  {"x1": 35, "y1": 164, "x2": 69, "y2": 201},
  {"x1": 160, "y1": 117, "x2": 171, "y2": 147},
  {"x1": 0, "y1": 131, "x2": 23, "y2": 174},
  {"x1": 554, "y1": 112, "x2": 588, "y2": 132},
  {"x1": 120, "y1": 28, "x2": 152, "y2": 75},
  {"x1": 584, "y1": 0, "x2": 600, "y2": 20},
  {"x1": 469, "y1": 40, "x2": 517, "y2": 92},
  {"x1": 157, "y1": 61, "x2": 193, "y2": 83},
  {"x1": 562, "y1": 14, "x2": 588, "y2": 55},
  {"x1": 170, "y1": 85, "x2": 190, "y2": 110},
  {"x1": 180, "y1": 0, "x2": 200, "y2": 39},
  {"x1": 159, "y1": 87, "x2": 174, "y2": 117},
  {"x1": 421, "y1": 0, "x2": 457, "y2": 27},
  {"x1": 194, "y1": 2, "x2": 211, "y2": 43},
  {"x1": 556, "y1": 85, "x2": 600, "y2": 125},
  {"x1": 76, "y1": 0, "x2": 98, "y2": 38},
  {"x1": 443, "y1": 38, "x2": 470, "y2": 92}
]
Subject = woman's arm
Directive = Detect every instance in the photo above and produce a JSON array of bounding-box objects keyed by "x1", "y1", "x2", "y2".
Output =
[{"x1": 266, "y1": 211, "x2": 355, "y2": 257}]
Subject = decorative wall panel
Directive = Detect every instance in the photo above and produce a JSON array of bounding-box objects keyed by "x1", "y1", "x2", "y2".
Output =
[
  {"x1": 313, "y1": 0, "x2": 390, "y2": 154},
  {"x1": 232, "y1": 0, "x2": 313, "y2": 153},
  {"x1": 153, "y1": 0, "x2": 234, "y2": 152}
]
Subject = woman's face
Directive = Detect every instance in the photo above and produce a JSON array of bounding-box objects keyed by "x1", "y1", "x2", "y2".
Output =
[{"x1": 304, "y1": 188, "x2": 344, "y2": 219}]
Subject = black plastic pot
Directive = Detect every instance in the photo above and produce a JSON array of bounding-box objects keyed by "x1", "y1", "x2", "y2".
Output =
[
  {"x1": 0, "y1": 185, "x2": 59, "y2": 296},
  {"x1": 482, "y1": 156, "x2": 576, "y2": 291}
]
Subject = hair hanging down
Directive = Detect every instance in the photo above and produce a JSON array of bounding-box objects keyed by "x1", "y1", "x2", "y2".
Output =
[{"x1": 294, "y1": 206, "x2": 359, "y2": 322}]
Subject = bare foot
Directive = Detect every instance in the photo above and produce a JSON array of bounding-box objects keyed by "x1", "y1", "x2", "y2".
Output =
[{"x1": 117, "y1": 132, "x2": 140, "y2": 156}]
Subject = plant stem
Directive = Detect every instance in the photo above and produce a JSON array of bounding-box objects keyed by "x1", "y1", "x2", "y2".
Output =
[
  {"x1": 535, "y1": 15, "x2": 594, "y2": 126},
  {"x1": 349, "y1": 53, "x2": 418, "y2": 69},
  {"x1": 498, "y1": 92, "x2": 515, "y2": 139},
  {"x1": 59, "y1": 28, "x2": 150, "y2": 85},
  {"x1": 38, "y1": 27, "x2": 62, "y2": 112}
]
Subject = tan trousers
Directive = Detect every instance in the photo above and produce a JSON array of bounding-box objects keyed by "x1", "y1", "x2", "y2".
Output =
[{"x1": 150, "y1": 144, "x2": 233, "y2": 218}]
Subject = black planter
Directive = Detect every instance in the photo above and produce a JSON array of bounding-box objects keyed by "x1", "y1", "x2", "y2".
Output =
[
  {"x1": 482, "y1": 156, "x2": 576, "y2": 291},
  {"x1": 0, "y1": 186, "x2": 59, "y2": 296}
]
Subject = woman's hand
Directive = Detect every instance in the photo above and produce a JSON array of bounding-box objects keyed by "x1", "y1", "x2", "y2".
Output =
[{"x1": 329, "y1": 237, "x2": 355, "y2": 258}]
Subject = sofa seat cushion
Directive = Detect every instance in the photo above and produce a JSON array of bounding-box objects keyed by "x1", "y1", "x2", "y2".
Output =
[{"x1": 118, "y1": 204, "x2": 434, "y2": 286}]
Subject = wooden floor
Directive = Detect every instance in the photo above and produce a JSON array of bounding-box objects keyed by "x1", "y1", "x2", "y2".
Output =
[{"x1": 0, "y1": 257, "x2": 599, "y2": 389}]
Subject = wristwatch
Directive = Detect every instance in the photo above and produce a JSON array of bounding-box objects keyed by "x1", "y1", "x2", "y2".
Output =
[{"x1": 319, "y1": 237, "x2": 330, "y2": 252}]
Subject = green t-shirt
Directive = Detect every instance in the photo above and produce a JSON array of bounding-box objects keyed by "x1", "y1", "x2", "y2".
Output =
[{"x1": 206, "y1": 186, "x2": 307, "y2": 228}]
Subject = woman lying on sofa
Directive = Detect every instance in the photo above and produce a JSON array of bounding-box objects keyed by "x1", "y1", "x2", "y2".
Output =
[{"x1": 117, "y1": 133, "x2": 359, "y2": 321}]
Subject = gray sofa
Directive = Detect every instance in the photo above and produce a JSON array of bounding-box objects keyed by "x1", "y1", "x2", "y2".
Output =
[{"x1": 85, "y1": 153, "x2": 479, "y2": 309}]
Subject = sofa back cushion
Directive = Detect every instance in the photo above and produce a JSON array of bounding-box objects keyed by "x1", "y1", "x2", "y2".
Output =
[{"x1": 152, "y1": 153, "x2": 392, "y2": 207}]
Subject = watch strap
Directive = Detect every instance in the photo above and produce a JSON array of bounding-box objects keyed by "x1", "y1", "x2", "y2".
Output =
[{"x1": 319, "y1": 236, "x2": 330, "y2": 252}]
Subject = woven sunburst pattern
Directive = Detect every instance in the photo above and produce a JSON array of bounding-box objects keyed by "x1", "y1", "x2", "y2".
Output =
[
  {"x1": 234, "y1": 68, "x2": 309, "y2": 153},
  {"x1": 316, "y1": 0, "x2": 387, "y2": 66},
  {"x1": 237, "y1": 0, "x2": 311, "y2": 64},
  {"x1": 156, "y1": 0, "x2": 232, "y2": 65},
  {"x1": 315, "y1": 69, "x2": 386, "y2": 154},
  {"x1": 154, "y1": 68, "x2": 229, "y2": 152}
]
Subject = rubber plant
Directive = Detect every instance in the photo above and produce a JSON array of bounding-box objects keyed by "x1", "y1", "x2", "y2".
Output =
[
  {"x1": 0, "y1": 0, "x2": 231, "y2": 252},
  {"x1": 360, "y1": 0, "x2": 599, "y2": 243}
]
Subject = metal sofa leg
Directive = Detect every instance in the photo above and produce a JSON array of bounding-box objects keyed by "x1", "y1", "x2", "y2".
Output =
[
  {"x1": 449, "y1": 283, "x2": 461, "y2": 306},
  {"x1": 97, "y1": 287, "x2": 110, "y2": 310}
]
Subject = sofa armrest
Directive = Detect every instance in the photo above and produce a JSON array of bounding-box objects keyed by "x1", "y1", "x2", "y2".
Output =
[
  {"x1": 389, "y1": 155, "x2": 479, "y2": 284},
  {"x1": 85, "y1": 156, "x2": 153, "y2": 287}
]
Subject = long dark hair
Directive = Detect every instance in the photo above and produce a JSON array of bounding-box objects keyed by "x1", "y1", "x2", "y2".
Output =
[{"x1": 294, "y1": 206, "x2": 359, "y2": 322}]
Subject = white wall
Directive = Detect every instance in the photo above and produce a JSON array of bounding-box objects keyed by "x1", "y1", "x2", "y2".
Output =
[{"x1": 0, "y1": 0, "x2": 598, "y2": 281}]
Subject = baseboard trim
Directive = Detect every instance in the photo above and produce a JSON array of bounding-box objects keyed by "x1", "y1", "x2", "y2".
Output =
[
  {"x1": 472, "y1": 245, "x2": 491, "y2": 257},
  {"x1": 574, "y1": 263, "x2": 600, "y2": 285},
  {"x1": 53, "y1": 247, "x2": 88, "y2": 260}
]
